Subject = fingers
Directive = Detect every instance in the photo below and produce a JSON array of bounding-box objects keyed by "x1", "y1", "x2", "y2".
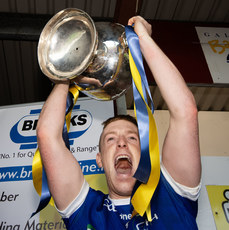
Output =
[
  {"x1": 128, "y1": 16, "x2": 143, "y2": 26},
  {"x1": 127, "y1": 16, "x2": 152, "y2": 38}
]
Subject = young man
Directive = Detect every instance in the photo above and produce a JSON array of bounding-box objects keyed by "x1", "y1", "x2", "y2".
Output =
[{"x1": 37, "y1": 16, "x2": 201, "y2": 229}]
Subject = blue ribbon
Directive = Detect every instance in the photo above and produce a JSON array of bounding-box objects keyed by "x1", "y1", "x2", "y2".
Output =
[
  {"x1": 62, "y1": 92, "x2": 74, "y2": 149},
  {"x1": 31, "y1": 169, "x2": 51, "y2": 217},
  {"x1": 125, "y1": 26, "x2": 155, "y2": 183}
]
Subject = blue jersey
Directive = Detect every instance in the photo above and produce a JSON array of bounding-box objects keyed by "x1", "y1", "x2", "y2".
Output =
[{"x1": 61, "y1": 172, "x2": 199, "y2": 230}]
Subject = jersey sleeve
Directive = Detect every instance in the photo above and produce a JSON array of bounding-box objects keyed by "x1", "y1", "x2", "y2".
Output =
[
  {"x1": 57, "y1": 178, "x2": 90, "y2": 218},
  {"x1": 161, "y1": 163, "x2": 201, "y2": 201}
]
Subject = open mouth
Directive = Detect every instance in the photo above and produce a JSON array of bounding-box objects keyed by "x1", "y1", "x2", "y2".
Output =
[{"x1": 115, "y1": 155, "x2": 132, "y2": 174}]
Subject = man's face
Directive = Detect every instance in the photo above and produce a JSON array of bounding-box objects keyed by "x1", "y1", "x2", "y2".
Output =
[{"x1": 96, "y1": 119, "x2": 141, "y2": 199}]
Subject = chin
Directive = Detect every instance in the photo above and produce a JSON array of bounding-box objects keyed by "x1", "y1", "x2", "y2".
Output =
[
  {"x1": 117, "y1": 188, "x2": 132, "y2": 198},
  {"x1": 116, "y1": 180, "x2": 135, "y2": 196}
]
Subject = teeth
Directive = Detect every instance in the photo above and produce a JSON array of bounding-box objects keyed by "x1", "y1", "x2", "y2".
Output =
[{"x1": 115, "y1": 155, "x2": 132, "y2": 165}]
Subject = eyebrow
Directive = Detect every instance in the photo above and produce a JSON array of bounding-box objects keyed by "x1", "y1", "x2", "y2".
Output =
[{"x1": 103, "y1": 129, "x2": 139, "y2": 139}]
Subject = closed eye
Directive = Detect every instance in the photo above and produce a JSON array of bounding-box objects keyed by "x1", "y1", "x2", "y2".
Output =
[
  {"x1": 128, "y1": 135, "x2": 139, "y2": 141},
  {"x1": 107, "y1": 137, "x2": 114, "y2": 141},
  {"x1": 106, "y1": 136, "x2": 116, "y2": 142}
]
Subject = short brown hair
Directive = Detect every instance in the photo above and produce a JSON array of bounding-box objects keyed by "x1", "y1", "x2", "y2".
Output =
[
  {"x1": 99, "y1": 114, "x2": 138, "y2": 151},
  {"x1": 102, "y1": 114, "x2": 138, "y2": 129}
]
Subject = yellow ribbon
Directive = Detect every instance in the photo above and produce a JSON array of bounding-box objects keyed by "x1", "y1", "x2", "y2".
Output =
[{"x1": 129, "y1": 51, "x2": 160, "y2": 221}]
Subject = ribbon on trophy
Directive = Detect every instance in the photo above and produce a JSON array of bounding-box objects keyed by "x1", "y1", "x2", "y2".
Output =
[
  {"x1": 31, "y1": 85, "x2": 79, "y2": 218},
  {"x1": 125, "y1": 26, "x2": 160, "y2": 221}
]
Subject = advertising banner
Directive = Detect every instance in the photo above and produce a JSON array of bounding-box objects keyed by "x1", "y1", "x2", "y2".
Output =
[
  {"x1": 0, "y1": 97, "x2": 114, "y2": 229},
  {"x1": 195, "y1": 27, "x2": 229, "y2": 84}
]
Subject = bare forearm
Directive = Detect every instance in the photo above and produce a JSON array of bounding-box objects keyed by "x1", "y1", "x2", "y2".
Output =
[
  {"x1": 36, "y1": 81, "x2": 85, "y2": 210},
  {"x1": 139, "y1": 35, "x2": 196, "y2": 118},
  {"x1": 128, "y1": 16, "x2": 196, "y2": 118},
  {"x1": 37, "y1": 82, "x2": 70, "y2": 140}
]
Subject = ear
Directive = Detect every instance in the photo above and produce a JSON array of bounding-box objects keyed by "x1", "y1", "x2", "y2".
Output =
[{"x1": 96, "y1": 152, "x2": 103, "y2": 168}]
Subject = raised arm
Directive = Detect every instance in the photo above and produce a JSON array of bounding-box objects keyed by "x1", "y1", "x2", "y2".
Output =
[
  {"x1": 36, "y1": 82, "x2": 84, "y2": 210},
  {"x1": 128, "y1": 16, "x2": 201, "y2": 187}
]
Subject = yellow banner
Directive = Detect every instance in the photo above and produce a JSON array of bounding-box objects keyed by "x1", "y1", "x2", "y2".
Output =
[{"x1": 206, "y1": 185, "x2": 229, "y2": 229}]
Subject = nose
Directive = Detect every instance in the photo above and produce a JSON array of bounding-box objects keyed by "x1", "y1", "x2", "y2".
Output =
[{"x1": 117, "y1": 136, "x2": 127, "y2": 148}]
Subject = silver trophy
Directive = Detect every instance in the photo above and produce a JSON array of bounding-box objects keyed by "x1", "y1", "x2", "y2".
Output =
[{"x1": 38, "y1": 8, "x2": 131, "y2": 100}]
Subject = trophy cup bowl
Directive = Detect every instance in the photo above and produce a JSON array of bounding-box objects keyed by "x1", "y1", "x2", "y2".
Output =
[{"x1": 38, "y1": 8, "x2": 131, "y2": 100}]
